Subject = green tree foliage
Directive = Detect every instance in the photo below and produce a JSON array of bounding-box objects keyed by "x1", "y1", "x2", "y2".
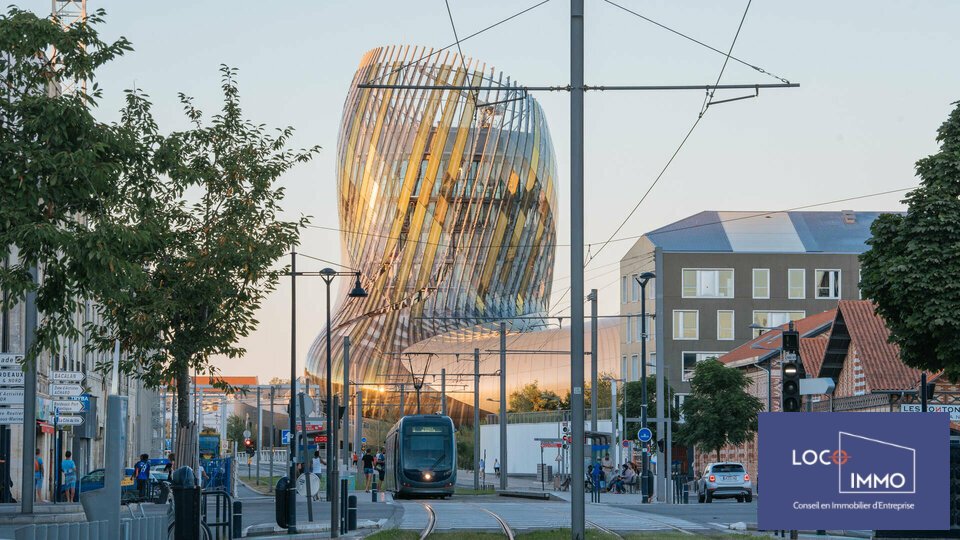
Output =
[
  {"x1": 456, "y1": 425, "x2": 474, "y2": 470},
  {"x1": 860, "y1": 101, "x2": 960, "y2": 381},
  {"x1": 0, "y1": 8, "x2": 155, "y2": 363},
  {"x1": 226, "y1": 414, "x2": 249, "y2": 446},
  {"x1": 676, "y1": 358, "x2": 764, "y2": 461},
  {"x1": 584, "y1": 372, "x2": 614, "y2": 411},
  {"x1": 89, "y1": 66, "x2": 319, "y2": 424},
  {"x1": 508, "y1": 380, "x2": 562, "y2": 412},
  {"x1": 623, "y1": 376, "x2": 679, "y2": 443}
]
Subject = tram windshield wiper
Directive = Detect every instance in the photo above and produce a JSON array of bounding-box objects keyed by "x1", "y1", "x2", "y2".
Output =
[{"x1": 427, "y1": 454, "x2": 447, "y2": 470}]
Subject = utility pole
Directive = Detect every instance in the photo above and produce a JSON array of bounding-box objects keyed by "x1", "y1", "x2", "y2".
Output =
[
  {"x1": 342, "y1": 336, "x2": 351, "y2": 468},
  {"x1": 269, "y1": 386, "x2": 275, "y2": 492},
  {"x1": 399, "y1": 384, "x2": 405, "y2": 417},
  {"x1": 441, "y1": 368, "x2": 446, "y2": 416},
  {"x1": 569, "y1": 0, "x2": 586, "y2": 536},
  {"x1": 473, "y1": 348, "x2": 480, "y2": 491},
  {"x1": 256, "y1": 386, "x2": 262, "y2": 485},
  {"x1": 590, "y1": 289, "x2": 598, "y2": 433},
  {"x1": 611, "y1": 379, "x2": 618, "y2": 466},
  {"x1": 20, "y1": 265, "x2": 38, "y2": 514},
  {"x1": 287, "y1": 249, "x2": 298, "y2": 534},
  {"x1": 355, "y1": 391, "x2": 362, "y2": 464},
  {"x1": 499, "y1": 322, "x2": 508, "y2": 490}
]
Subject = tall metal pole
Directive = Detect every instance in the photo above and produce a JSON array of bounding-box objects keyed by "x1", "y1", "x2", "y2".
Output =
[
  {"x1": 298, "y1": 392, "x2": 313, "y2": 522},
  {"x1": 590, "y1": 289, "x2": 598, "y2": 432},
  {"x1": 570, "y1": 0, "x2": 586, "y2": 536},
  {"x1": 665, "y1": 363, "x2": 673, "y2": 503},
  {"x1": 288, "y1": 250, "x2": 298, "y2": 533},
  {"x1": 499, "y1": 322, "x2": 507, "y2": 490},
  {"x1": 473, "y1": 348, "x2": 480, "y2": 490},
  {"x1": 611, "y1": 380, "x2": 618, "y2": 466},
  {"x1": 921, "y1": 373, "x2": 928, "y2": 412},
  {"x1": 342, "y1": 336, "x2": 351, "y2": 468},
  {"x1": 256, "y1": 386, "x2": 262, "y2": 485},
  {"x1": 20, "y1": 265, "x2": 38, "y2": 514},
  {"x1": 355, "y1": 391, "x2": 362, "y2": 460},
  {"x1": 639, "y1": 277, "x2": 650, "y2": 503},
  {"x1": 441, "y1": 368, "x2": 447, "y2": 416},
  {"x1": 399, "y1": 384, "x2": 405, "y2": 418},
  {"x1": 269, "y1": 386, "x2": 275, "y2": 493},
  {"x1": 324, "y1": 275, "x2": 334, "y2": 501},
  {"x1": 329, "y1": 395, "x2": 340, "y2": 539}
]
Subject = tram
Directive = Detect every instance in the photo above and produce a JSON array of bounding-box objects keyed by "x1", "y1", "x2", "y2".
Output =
[{"x1": 383, "y1": 414, "x2": 456, "y2": 498}]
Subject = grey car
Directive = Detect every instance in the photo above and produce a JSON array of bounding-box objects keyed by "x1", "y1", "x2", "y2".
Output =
[{"x1": 697, "y1": 462, "x2": 752, "y2": 503}]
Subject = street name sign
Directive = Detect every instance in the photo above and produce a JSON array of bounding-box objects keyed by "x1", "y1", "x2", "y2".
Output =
[
  {"x1": 0, "y1": 371, "x2": 24, "y2": 386},
  {"x1": 53, "y1": 400, "x2": 85, "y2": 413},
  {"x1": 51, "y1": 371, "x2": 84, "y2": 383},
  {"x1": 900, "y1": 403, "x2": 960, "y2": 421},
  {"x1": 0, "y1": 388, "x2": 25, "y2": 405},
  {"x1": 0, "y1": 408, "x2": 24, "y2": 424},
  {"x1": 0, "y1": 354, "x2": 23, "y2": 367},
  {"x1": 50, "y1": 384, "x2": 83, "y2": 397},
  {"x1": 55, "y1": 416, "x2": 84, "y2": 426}
]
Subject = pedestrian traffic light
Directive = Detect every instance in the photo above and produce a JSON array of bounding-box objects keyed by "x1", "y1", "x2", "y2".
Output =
[
  {"x1": 244, "y1": 437, "x2": 253, "y2": 448},
  {"x1": 781, "y1": 355, "x2": 802, "y2": 412}
]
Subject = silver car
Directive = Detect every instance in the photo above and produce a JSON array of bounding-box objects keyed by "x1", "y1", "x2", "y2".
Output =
[{"x1": 697, "y1": 462, "x2": 752, "y2": 503}]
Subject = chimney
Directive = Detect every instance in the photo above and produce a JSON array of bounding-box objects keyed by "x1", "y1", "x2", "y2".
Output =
[{"x1": 841, "y1": 210, "x2": 856, "y2": 224}]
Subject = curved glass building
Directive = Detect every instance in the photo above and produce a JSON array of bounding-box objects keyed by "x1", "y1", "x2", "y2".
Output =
[{"x1": 306, "y1": 46, "x2": 559, "y2": 419}]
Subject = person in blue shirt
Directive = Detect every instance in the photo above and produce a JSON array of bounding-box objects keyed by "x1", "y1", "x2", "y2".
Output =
[
  {"x1": 34, "y1": 449, "x2": 44, "y2": 503},
  {"x1": 131, "y1": 454, "x2": 150, "y2": 500},
  {"x1": 61, "y1": 451, "x2": 77, "y2": 503}
]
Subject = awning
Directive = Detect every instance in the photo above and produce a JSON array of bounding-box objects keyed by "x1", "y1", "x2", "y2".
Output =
[{"x1": 37, "y1": 421, "x2": 54, "y2": 434}]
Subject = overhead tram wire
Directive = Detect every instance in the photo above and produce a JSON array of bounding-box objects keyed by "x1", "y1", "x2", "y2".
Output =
[
  {"x1": 295, "y1": 252, "x2": 359, "y2": 272},
  {"x1": 601, "y1": 0, "x2": 791, "y2": 85},
  {"x1": 585, "y1": 0, "x2": 756, "y2": 268}
]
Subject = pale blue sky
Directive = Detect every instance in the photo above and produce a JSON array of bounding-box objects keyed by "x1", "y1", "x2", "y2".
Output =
[{"x1": 36, "y1": 1, "x2": 960, "y2": 380}]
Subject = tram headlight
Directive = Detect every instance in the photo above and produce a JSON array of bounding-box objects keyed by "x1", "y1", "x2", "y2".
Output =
[{"x1": 422, "y1": 472, "x2": 433, "y2": 481}]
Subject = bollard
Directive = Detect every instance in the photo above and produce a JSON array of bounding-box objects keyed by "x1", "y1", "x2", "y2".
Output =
[
  {"x1": 171, "y1": 467, "x2": 201, "y2": 540},
  {"x1": 232, "y1": 500, "x2": 243, "y2": 538},
  {"x1": 274, "y1": 477, "x2": 290, "y2": 529},
  {"x1": 340, "y1": 479, "x2": 349, "y2": 534},
  {"x1": 347, "y1": 495, "x2": 358, "y2": 531},
  {"x1": 371, "y1": 478, "x2": 378, "y2": 503},
  {"x1": 682, "y1": 481, "x2": 689, "y2": 504}
]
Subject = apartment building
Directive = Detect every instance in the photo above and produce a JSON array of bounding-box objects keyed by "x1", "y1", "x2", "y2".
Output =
[{"x1": 619, "y1": 210, "x2": 888, "y2": 394}]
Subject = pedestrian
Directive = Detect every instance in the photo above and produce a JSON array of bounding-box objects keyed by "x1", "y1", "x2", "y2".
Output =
[
  {"x1": 34, "y1": 449, "x2": 44, "y2": 503},
  {"x1": 61, "y1": 451, "x2": 77, "y2": 503},
  {"x1": 132, "y1": 454, "x2": 150, "y2": 500},
  {"x1": 376, "y1": 447, "x2": 386, "y2": 483},
  {"x1": 479, "y1": 457, "x2": 485, "y2": 482},
  {"x1": 311, "y1": 451, "x2": 325, "y2": 501},
  {"x1": 352, "y1": 452, "x2": 358, "y2": 469},
  {"x1": 494, "y1": 458, "x2": 500, "y2": 478},
  {"x1": 601, "y1": 453, "x2": 614, "y2": 479},
  {"x1": 196, "y1": 464, "x2": 209, "y2": 489},
  {"x1": 163, "y1": 453, "x2": 175, "y2": 476},
  {"x1": 361, "y1": 449, "x2": 375, "y2": 492}
]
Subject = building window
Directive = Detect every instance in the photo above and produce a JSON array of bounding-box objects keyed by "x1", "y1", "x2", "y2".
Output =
[
  {"x1": 631, "y1": 274, "x2": 640, "y2": 302},
  {"x1": 682, "y1": 352, "x2": 726, "y2": 381},
  {"x1": 815, "y1": 269, "x2": 841, "y2": 299},
  {"x1": 648, "y1": 318, "x2": 655, "y2": 343},
  {"x1": 621, "y1": 356, "x2": 627, "y2": 380},
  {"x1": 788, "y1": 269, "x2": 805, "y2": 299},
  {"x1": 631, "y1": 354, "x2": 639, "y2": 381},
  {"x1": 621, "y1": 276, "x2": 627, "y2": 304},
  {"x1": 752, "y1": 310, "x2": 806, "y2": 337},
  {"x1": 752, "y1": 269, "x2": 769, "y2": 299},
  {"x1": 717, "y1": 310, "x2": 735, "y2": 340},
  {"x1": 675, "y1": 393, "x2": 688, "y2": 423},
  {"x1": 672, "y1": 310, "x2": 699, "y2": 340},
  {"x1": 625, "y1": 316, "x2": 632, "y2": 343},
  {"x1": 682, "y1": 269, "x2": 733, "y2": 298},
  {"x1": 635, "y1": 315, "x2": 642, "y2": 342}
]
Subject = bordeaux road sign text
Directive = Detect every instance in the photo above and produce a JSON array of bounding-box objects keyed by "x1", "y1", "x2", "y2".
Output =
[
  {"x1": 0, "y1": 371, "x2": 24, "y2": 386},
  {"x1": 51, "y1": 371, "x2": 85, "y2": 383},
  {"x1": 50, "y1": 384, "x2": 83, "y2": 397},
  {"x1": 56, "y1": 416, "x2": 84, "y2": 426},
  {"x1": 0, "y1": 408, "x2": 25, "y2": 424},
  {"x1": 0, "y1": 354, "x2": 23, "y2": 367},
  {"x1": 0, "y1": 388, "x2": 25, "y2": 405},
  {"x1": 53, "y1": 400, "x2": 85, "y2": 413}
]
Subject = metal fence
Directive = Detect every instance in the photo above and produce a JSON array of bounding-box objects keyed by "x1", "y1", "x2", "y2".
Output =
[
  {"x1": 15, "y1": 515, "x2": 166, "y2": 540},
  {"x1": 481, "y1": 408, "x2": 613, "y2": 425}
]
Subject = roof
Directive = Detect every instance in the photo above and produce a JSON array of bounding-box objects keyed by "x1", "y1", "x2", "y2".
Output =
[
  {"x1": 645, "y1": 210, "x2": 888, "y2": 253},
  {"x1": 720, "y1": 309, "x2": 836, "y2": 369},
  {"x1": 799, "y1": 335, "x2": 829, "y2": 378},
  {"x1": 819, "y1": 300, "x2": 933, "y2": 391},
  {"x1": 191, "y1": 376, "x2": 259, "y2": 387}
]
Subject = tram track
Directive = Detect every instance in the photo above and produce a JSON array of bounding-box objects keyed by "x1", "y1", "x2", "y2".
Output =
[
  {"x1": 418, "y1": 502, "x2": 436, "y2": 539},
  {"x1": 479, "y1": 507, "x2": 515, "y2": 540},
  {"x1": 586, "y1": 519, "x2": 624, "y2": 539}
]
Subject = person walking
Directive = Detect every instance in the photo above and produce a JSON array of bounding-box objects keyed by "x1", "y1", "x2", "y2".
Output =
[
  {"x1": 376, "y1": 447, "x2": 386, "y2": 483},
  {"x1": 361, "y1": 449, "x2": 375, "y2": 492},
  {"x1": 494, "y1": 458, "x2": 500, "y2": 478},
  {"x1": 311, "y1": 451, "x2": 325, "y2": 501},
  {"x1": 33, "y1": 449, "x2": 44, "y2": 503},
  {"x1": 132, "y1": 454, "x2": 150, "y2": 500},
  {"x1": 61, "y1": 451, "x2": 77, "y2": 503},
  {"x1": 479, "y1": 457, "x2": 485, "y2": 483}
]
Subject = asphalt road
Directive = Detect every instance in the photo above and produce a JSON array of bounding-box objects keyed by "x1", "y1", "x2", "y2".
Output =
[{"x1": 612, "y1": 498, "x2": 759, "y2": 529}]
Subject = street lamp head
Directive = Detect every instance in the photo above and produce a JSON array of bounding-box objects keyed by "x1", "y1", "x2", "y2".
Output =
[
  {"x1": 640, "y1": 271, "x2": 655, "y2": 280},
  {"x1": 348, "y1": 272, "x2": 368, "y2": 298},
  {"x1": 319, "y1": 267, "x2": 337, "y2": 277},
  {"x1": 486, "y1": 398, "x2": 500, "y2": 403}
]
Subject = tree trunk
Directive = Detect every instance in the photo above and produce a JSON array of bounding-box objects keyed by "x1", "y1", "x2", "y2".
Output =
[
  {"x1": 176, "y1": 361, "x2": 191, "y2": 427},
  {"x1": 716, "y1": 448, "x2": 721, "y2": 462}
]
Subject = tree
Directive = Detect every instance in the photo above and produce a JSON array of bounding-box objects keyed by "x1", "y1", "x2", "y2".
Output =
[
  {"x1": 508, "y1": 381, "x2": 562, "y2": 412},
  {"x1": 0, "y1": 8, "x2": 155, "y2": 364},
  {"x1": 623, "y1": 376, "x2": 679, "y2": 444},
  {"x1": 226, "y1": 414, "x2": 249, "y2": 446},
  {"x1": 89, "y1": 66, "x2": 319, "y2": 426},
  {"x1": 676, "y1": 358, "x2": 764, "y2": 461},
  {"x1": 860, "y1": 101, "x2": 960, "y2": 382},
  {"x1": 583, "y1": 371, "x2": 615, "y2": 410}
]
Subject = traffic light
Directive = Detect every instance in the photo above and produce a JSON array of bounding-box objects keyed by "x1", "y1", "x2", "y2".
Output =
[{"x1": 781, "y1": 355, "x2": 802, "y2": 412}]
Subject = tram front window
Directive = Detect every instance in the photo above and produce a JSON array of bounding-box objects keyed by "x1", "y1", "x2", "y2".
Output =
[{"x1": 402, "y1": 424, "x2": 452, "y2": 470}]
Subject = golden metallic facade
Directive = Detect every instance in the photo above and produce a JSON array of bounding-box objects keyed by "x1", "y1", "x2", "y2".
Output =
[{"x1": 306, "y1": 46, "x2": 558, "y2": 418}]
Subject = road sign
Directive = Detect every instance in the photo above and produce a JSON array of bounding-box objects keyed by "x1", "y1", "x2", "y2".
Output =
[
  {"x1": 51, "y1": 371, "x2": 84, "y2": 383},
  {"x1": 295, "y1": 473, "x2": 321, "y2": 497},
  {"x1": 243, "y1": 429, "x2": 251, "y2": 438},
  {"x1": 622, "y1": 440, "x2": 630, "y2": 448},
  {"x1": 0, "y1": 354, "x2": 23, "y2": 367},
  {"x1": 0, "y1": 388, "x2": 25, "y2": 405},
  {"x1": 637, "y1": 427, "x2": 653, "y2": 443},
  {"x1": 50, "y1": 384, "x2": 83, "y2": 397},
  {"x1": 0, "y1": 408, "x2": 24, "y2": 424},
  {"x1": 281, "y1": 430, "x2": 291, "y2": 445},
  {"x1": 52, "y1": 400, "x2": 85, "y2": 413},
  {"x1": 0, "y1": 371, "x2": 24, "y2": 385},
  {"x1": 55, "y1": 416, "x2": 83, "y2": 426},
  {"x1": 360, "y1": 437, "x2": 367, "y2": 443}
]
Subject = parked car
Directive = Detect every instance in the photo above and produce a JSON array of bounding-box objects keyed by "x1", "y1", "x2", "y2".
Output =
[{"x1": 696, "y1": 462, "x2": 752, "y2": 503}]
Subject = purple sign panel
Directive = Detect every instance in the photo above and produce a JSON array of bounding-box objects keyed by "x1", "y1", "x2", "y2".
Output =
[{"x1": 758, "y1": 412, "x2": 949, "y2": 531}]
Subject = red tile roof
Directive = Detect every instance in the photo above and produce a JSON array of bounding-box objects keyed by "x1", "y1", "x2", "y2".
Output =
[
  {"x1": 719, "y1": 309, "x2": 836, "y2": 368},
  {"x1": 836, "y1": 300, "x2": 933, "y2": 392},
  {"x1": 799, "y1": 335, "x2": 829, "y2": 377}
]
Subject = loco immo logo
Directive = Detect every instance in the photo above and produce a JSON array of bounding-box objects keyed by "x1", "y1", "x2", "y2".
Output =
[{"x1": 790, "y1": 431, "x2": 915, "y2": 494}]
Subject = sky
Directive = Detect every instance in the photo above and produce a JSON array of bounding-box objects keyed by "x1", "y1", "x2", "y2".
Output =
[{"x1": 35, "y1": 0, "x2": 960, "y2": 381}]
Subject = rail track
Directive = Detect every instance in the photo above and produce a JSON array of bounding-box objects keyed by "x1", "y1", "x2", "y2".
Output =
[
  {"x1": 479, "y1": 507, "x2": 515, "y2": 540},
  {"x1": 418, "y1": 502, "x2": 436, "y2": 539}
]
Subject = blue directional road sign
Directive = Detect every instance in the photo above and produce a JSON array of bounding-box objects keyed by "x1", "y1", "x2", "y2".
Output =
[
  {"x1": 637, "y1": 427, "x2": 653, "y2": 443},
  {"x1": 281, "y1": 430, "x2": 291, "y2": 445},
  {"x1": 360, "y1": 437, "x2": 367, "y2": 444}
]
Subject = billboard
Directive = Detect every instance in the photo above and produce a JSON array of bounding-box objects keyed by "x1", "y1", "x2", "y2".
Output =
[{"x1": 758, "y1": 412, "x2": 949, "y2": 531}]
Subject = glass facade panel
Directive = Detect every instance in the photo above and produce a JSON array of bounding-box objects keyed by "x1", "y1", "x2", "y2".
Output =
[
  {"x1": 682, "y1": 269, "x2": 733, "y2": 298},
  {"x1": 815, "y1": 269, "x2": 841, "y2": 299},
  {"x1": 752, "y1": 310, "x2": 806, "y2": 337},
  {"x1": 673, "y1": 310, "x2": 699, "y2": 340},
  {"x1": 752, "y1": 268, "x2": 769, "y2": 299},
  {"x1": 717, "y1": 310, "x2": 735, "y2": 340},
  {"x1": 788, "y1": 269, "x2": 805, "y2": 299}
]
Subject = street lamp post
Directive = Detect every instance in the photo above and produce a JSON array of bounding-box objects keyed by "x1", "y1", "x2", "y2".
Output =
[
  {"x1": 319, "y1": 268, "x2": 367, "y2": 537},
  {"x1": 635, "y1": 272, "x2": 655, "y2": 504}
]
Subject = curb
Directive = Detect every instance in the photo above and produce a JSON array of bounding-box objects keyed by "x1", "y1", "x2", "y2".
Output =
[{"x1": 244, "y1": 518, "x2": 386, "y2": 537}]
